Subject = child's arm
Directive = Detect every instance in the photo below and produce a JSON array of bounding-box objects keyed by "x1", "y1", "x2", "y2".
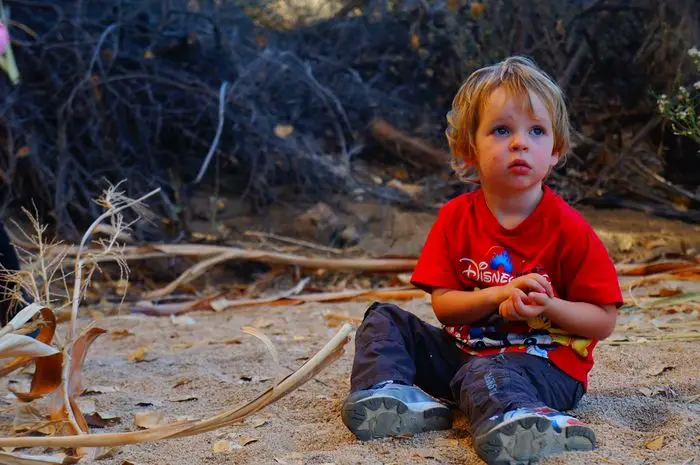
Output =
[
  {"x1": 540, "y1": 297, "x2": 617, "y2": 340},
  {"x1": 432, "y1": 273, "x2": 553, "y2": 326},
  {"x1": 432, "y1": 287, "x2": 504, "y2": 325},
  {"x1": 502, "y1": 291, "x2": 617, "y2": 340}
]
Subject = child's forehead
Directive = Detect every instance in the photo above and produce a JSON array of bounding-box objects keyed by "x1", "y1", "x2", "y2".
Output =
[{"x1": 480, "y1": 86, "x2": 550, "y2": 119}]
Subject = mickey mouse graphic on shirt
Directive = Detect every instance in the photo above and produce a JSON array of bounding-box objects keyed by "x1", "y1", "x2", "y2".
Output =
[{"x1": 453, "y1": 246, "x2": 592, "y2": 359}]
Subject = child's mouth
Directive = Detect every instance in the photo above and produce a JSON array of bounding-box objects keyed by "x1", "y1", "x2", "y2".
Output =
[{"x1": 508, "y1": 160, "x2": 532, "y2": 174}]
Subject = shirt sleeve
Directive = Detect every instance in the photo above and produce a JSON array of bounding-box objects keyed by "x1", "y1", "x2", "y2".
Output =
[
  {"x1": 410, "y1": 206, "x2": 467, "y2": 293},
  {"x1": 562, "y1": 226, "x2": 623, "y2": 307}
]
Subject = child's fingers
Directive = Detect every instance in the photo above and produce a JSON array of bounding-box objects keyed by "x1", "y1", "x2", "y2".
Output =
[
  {"x1": 530, "y1": 274, "x2": 554, "y2": 297},
  {"x1": 528, "y1": 292, "x2": 549, "y2": 306},
  {"x1": 511, "y1": 289, "x2": 527, "y2": 315}
]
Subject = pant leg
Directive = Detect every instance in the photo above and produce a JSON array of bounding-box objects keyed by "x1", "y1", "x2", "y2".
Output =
[
  {"x1": 350, "y1": 302, "x2": 466, "y2": 402},
  {"x1": 450, "y1": 352, "x2": 585, "y2": 434}
]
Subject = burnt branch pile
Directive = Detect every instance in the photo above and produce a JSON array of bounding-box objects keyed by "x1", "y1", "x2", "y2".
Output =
[{"x1": 0, "y1": 0, "x2": 698, "y2": 240}]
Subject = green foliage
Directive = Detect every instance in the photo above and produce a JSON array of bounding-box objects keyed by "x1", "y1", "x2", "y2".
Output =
[{"x1": 657, "y1": 47, "x2": 700, "y2": 145}]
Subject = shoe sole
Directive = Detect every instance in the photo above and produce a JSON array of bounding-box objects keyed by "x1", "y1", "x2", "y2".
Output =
[
  {"x1": 342, "y1": 395, "x2": 452, "y2": 441},
  {"x1": 475, "y1": 416, "x2": 596, "y2": 465}
]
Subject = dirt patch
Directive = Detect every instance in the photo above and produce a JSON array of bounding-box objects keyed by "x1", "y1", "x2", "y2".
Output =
[{"x1": 2, "y1": 207, "x2": 699, "y2": 464}]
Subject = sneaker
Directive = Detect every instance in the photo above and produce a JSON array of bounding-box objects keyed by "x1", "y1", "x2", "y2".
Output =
[
  {"x1": 341, "y1": 381, "x2": 452, "y2": 441},
  {"x1": 473, "y1": 407, "x2": 596, "y2": 465}
]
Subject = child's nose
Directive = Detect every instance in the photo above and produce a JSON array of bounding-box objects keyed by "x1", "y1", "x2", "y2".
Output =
[{"x1": 509, "y1": 132, "x2": 529, "y2": 152}]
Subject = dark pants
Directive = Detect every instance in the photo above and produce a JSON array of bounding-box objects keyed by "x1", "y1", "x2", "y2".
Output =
[{"x1": 350, "y1": 303, "x2": 585, "y2": 434}]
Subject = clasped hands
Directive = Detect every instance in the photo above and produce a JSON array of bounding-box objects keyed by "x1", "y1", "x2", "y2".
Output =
[{"x1": 498, "y1": 273, "x2": 555, "y2": 321}]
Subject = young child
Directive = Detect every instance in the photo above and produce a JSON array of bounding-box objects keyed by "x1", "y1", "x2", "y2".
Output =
[{"x1": 341, "y1": 56, "x2": 622, "y2": 465}]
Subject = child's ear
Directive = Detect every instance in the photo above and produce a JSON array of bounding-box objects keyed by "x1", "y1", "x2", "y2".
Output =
[{"x1": 549, "y1": 151, "x2": 559, "y2": 167}]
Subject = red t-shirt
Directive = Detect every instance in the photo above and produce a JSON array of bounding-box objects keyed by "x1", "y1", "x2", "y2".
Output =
[{"x1": 410, "y1": 186, "x2": 622, "y2": 389}]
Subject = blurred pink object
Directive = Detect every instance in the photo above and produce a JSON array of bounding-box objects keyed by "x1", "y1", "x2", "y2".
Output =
[{"x1": 0, "y1": 23, "x2": 8, "y2": 55}]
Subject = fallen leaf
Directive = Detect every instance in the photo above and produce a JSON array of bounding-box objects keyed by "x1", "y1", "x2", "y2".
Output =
[
  {"x1": 645, "y1": 435, "x2": 665, "y2": 450},
  {"x1": 251, "y1": 419, "x2": 268, "y2": 428},
  {"x1": 555, "y1": 19, "x2": 565, "y2": 36},
  {"x1": 0, "y1": 334, "x2": 60, "y2": 359},
  {"x1": 135, "y1": 400, "x2": 162, "y2": 407},
  {"x1": 470, "y1": 1, "x2": 485, "y2": 18},
  {"x1": 85, "y1": 412, "x2": 121, "y2": 428},
  {"x1": 251, "y1": 318, "x2": 273, "y2": 329},
  {"x1": 110, "y1": 329, "x2": 134, "y2": 339},
  {"x1": 274, "y1": 125, "x2": 294, "y2": 138},
  {"x1": 240, "y1": 437, "x2": 259, "y2": 446},
  {"x1": 446, "y1": 0, "x2": 460, "y2": 12},
  {"x1": 171, "y1": 343, "x2": 193, "y2": 350},
  {"x1": 222, "y1": 338, "x2": 242, "y2": 345},
  {"x1": 13, "y1": 404, "x2": 60, "y2": 435},
  {"x1": 127, "y1": 347, "x2": 147, "y2": 362},
  {"x1": 410, "y1": 33, "x2": 420, "y2": 49},
  {"x1": 645, "y1": 365, "x2": 675, "y2": 376},
  {"x1": 167, "y1": 396, "x2": 197, "y2": 403},
  {"x1": 655, "y1": 287, "x2": 682, "y2": 297},
  {"x1": 83, "y1": 385, "x2": 119, "y2": 395},
  {"x1": 172, "y1": 379, "x2": 192, "y2": 389},
  {"x1": 94, "y1": 447, "x2": 119, "y2": 460},
  {"x1": 134, "y1": 411, "x2": 166, "y2": 429},
  {"x1": 15, "y1": 146, "x2": 31, "y2": 158},
  {"x1": 76, "y1": 398, "x2": 97, "y2": 414},
  {"x1": 212, "y1": 439, "x2": 232, "y2": 453}
]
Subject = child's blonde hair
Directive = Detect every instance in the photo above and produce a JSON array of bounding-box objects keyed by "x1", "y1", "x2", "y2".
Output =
[{"x1": 446, "y1": 56, "x2": 571, "y2": 182}]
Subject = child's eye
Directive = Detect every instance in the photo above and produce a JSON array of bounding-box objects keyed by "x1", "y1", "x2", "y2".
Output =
[
  {"x1": 530, "y1": 126, "x2": 545, "y2": 136},
  {"x1": 493, "y1": 127, "x2": 510, "y2": 136}
]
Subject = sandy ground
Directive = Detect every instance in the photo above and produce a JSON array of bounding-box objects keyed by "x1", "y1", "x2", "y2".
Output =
[{"x1": 1, "y1": 206, "x2": 700, "y2": 465}]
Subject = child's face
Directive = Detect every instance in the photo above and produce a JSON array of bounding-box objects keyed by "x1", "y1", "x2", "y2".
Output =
[{"x1": 473, "y1": 87, "x2": 558, "y2": 193}]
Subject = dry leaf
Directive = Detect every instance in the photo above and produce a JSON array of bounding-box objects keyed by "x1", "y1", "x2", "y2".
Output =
[
  {"x1": 15, "y1": 146, "x2": 31, "y2": 158},
  {"x1": 240, "y1": 437, "x2": 259, "y2": 446},
  {"x1": 134, "y1": 411, "x2": 166, "y2": 429},
  {"x1": 83, "y1": 385, "x2": 119, "y2": 395},
  {"x1": 241, "y1": 326, "x2": 280, "y2": 370},
  {"x1": 172, "y1": 379, "x2": 192, "y2": 389},
  {"x1": 251, "y1": 419, "x2": 268, "y2": 428},
  {"x1": 222, "y1": 338, "x2": 242, "y2": 345},
  {"x1": 0, "y1": 334, "x2": 60, "y2": 359},
  {"x1": 10, "y1": 352, "x2": 62, "y2": 401},
  {"x1": 410, "y1": 33, "x2": 420, "y2": 49},
  {"x1": 273, "y1": 125, "x2": 294, "y2": 138},
  {"x1": 470, "y1": 1, "x2": 484, "y2": 18},
  {"x1": 94, "y1": 447, "x2": 119, "y2": 460},
  {"x1": 638, "y1": 387, "x2": 653, "y2": 397},
  {"x1": 127, "y1": 347, "x2": 147, "y2": 362},
  {"x1": 555, "y1": 19, "x2": 565, "y2": 36},
  {"x1": 655, "y1": 287, "x2": 682, "y2": 297},
  {"x1": 212, "y1": 439, "x2": 239, "y2": 453},
  {"x1": 251, "y1": 318, "x2": 273, "y2": 329},
  {"x1": 646, "y1": 365, "x2": 675, "y2": 377},
  {"x1": 167, "y1": 396, "x2": 197, "y2": 403},
  {"x1": 13, "y1": 405, "x2": 60, "y2": 435},
  {"x1": 85, "y1": 411, "x2": 121, "y2": 428},
  {"x1": 110, "y1": 329, "x2": 134, "y2": 339},
  {"x1": 645, "y1": 435, "x2": 665, "y2": 450},
  {"x1": 446, "y1": 0, "x2": 460, "y2": 12}
]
